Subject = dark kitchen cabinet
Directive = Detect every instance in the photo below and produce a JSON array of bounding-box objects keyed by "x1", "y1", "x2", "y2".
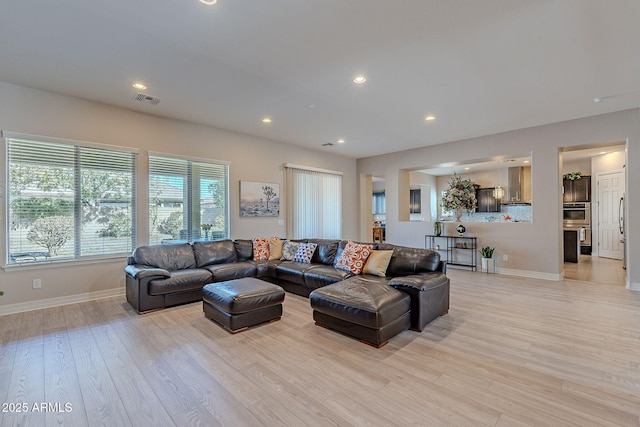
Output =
[
  {"x1": 410, "y1": 189, "x2": 421, "y2": 213},
  {"x1": 563, "y1": 176, "x2": 591, "y2": 202},
  {"x1": 476, "y1": 188, "x2": 500, "y2": 212}
]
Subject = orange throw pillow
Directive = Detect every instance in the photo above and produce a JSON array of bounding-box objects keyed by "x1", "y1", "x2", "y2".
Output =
[
  {"x1": 335, "y1": 240, "x2": 373, "y2": 274},
  {"x1": 252, "y1": 237, "x2": 270, "y2": 260}
]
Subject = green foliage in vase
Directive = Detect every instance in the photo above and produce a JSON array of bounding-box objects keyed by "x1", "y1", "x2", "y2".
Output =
[
  {"x1": 479, "y1": 246, "x2": 495, "y2": 258},
  {"x1": 563, "y1": 171, "x2": 583, "y2": 181}
]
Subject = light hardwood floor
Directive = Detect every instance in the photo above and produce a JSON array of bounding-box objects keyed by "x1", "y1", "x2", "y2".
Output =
[
  {"x1": 2, "y1": 270, "x2": 640, "y2": 426},
  {"x1": 564, "y1": 255, "x2": 626, "y2": 286}
]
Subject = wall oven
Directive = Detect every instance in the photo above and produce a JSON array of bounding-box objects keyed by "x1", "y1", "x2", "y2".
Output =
[
  {"x1": 563, "y1": 202, "x2": 591, "y2": 248},
  {"x1": 563, "y1": 202, "x2": 591, "y2": 227}
]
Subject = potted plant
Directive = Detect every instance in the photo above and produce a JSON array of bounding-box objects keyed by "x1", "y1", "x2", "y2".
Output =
[{"x1": 479, "y1": 246, "x2": 496, "y2": 272}]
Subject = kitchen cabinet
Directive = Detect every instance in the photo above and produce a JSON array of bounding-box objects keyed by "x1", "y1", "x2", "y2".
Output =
[
  {"x1": 410, "y1": 189, "x2": 421, "y2": 213},
  {"x1": 476, "y1": 188, "x2": 500, "y2": 212},
  {"x1": 563, "y1": 176, "x2": 591, "y2": 202}
]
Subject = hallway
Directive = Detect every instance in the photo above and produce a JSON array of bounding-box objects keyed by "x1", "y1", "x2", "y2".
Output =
[{"x1": 564, "y1": 255, "x2": 626, "y2": 286}]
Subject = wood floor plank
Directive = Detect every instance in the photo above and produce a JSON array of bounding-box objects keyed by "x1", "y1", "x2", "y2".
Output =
[{"x1": 2, "y1": 268, "x2": 640, "y2": 426}]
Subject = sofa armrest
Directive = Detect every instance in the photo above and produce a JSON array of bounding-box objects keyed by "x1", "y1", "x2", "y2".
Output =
[
  {"x1": 124, "y1": 264, "x2": 171, "y2": 280},
  {"x1": 388, "y1": 272, "x2": 448, "y2": 292}
]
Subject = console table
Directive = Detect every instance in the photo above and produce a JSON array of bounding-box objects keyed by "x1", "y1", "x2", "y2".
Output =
[{"x1": 425, "y1": 234, "x2": 477, "y2": 271}]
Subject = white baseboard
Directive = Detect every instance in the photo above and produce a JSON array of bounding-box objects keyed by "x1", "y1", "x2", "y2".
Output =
[
  {"x1": 495, "y1": 267, "x2": 562, "y2": 281},
  {"x1": 0, "y1": 288, "x2": 125, "y2": 316},
  {"x1": 628, "y1": 281, "x2": 640, "y2": 291}
]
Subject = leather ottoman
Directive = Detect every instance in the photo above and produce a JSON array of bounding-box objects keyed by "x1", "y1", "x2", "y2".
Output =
[
  {"x1": 203, "y1": 278, "x2": 285, "y2": 333},
  {"x1": 309, "y1": 277, "x2": 411, "y2": 348}
]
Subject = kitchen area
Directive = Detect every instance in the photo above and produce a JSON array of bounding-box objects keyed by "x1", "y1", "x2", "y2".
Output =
[{"x1": 561, "y1": 145, "x2": 627, "y2": 285}]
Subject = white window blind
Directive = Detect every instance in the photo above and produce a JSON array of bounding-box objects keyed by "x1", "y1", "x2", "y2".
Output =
[
  {"x1": 149, "y1": 154, "x2": 229, "y2": 244},
  {"x1": 285, "y1": 164, "x2": 342, "y2": 239},
  {"x1": 5, "y1": 133, "x2": 137, "y2": 264}
]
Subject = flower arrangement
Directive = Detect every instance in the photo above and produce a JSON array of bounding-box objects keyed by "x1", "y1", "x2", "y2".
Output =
[
  {"x1": 442, "y1": 174, "x2": 478, "y2": 212},
  {"x1": 201, "y1": 224, "x2": 212, "y2": 232}
]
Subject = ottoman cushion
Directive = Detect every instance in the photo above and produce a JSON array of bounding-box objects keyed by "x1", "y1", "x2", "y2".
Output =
[
  {"x1": 203, "y1": 278, "x2": 285, "y2": 314},
  {"x1": 310, "y1": 277, "x2": 410, "y2": 329}
]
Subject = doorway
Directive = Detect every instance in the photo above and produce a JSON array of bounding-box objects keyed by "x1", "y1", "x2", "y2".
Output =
[{"x1": 561, "y1": 144, "x2": 626, "y2": 285}]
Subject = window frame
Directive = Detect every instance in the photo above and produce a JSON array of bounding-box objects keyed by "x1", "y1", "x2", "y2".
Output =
[
  {"x1": 148, "y1": 152, "x2": 230, "y2": 245},
  {"x1": 3, "y1": 131, "x2": 138, "y2": 266}
]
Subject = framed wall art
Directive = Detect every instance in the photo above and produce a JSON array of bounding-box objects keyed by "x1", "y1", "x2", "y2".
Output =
[{"x1": 240, "y1": 181, "x2": 280, "y2": 217}]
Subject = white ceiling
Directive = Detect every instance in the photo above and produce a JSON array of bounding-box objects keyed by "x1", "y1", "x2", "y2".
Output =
[{"x1": 1, "y1": 1, "x2": 638, "y2": 159}]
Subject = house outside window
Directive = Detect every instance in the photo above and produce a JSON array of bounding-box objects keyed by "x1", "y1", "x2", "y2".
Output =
[
  {"x1": 149, "y1": 154, "x2": 229, "y2": 244},
  {"x1": 4, "y1": 132, "x2": 137, "y2": 264}
]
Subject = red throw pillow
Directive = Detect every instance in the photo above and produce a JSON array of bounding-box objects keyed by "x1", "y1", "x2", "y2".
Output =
[
  {"x1": 252, "y1": 237, "x2": 270, "y2": 260},
  {"x1": 335, "y1": 240, "x2": 373, "y2": 274}
]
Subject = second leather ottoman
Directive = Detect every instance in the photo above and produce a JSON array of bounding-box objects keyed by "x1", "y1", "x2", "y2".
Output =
[
  {"x1": 309, "y1": 276, "x2": 411, "y2": 348},
  {"x1": 203, "y1": 278, "x2": 285, "y2": 333}
]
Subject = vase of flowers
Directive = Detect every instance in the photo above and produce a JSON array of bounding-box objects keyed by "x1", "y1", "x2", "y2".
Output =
[
  {"x1": 201, "y1": 223, "x2": 212, "y2": 240},
  {"x1": 442, "y1": 174, "x2": 477, "y2": 221}
]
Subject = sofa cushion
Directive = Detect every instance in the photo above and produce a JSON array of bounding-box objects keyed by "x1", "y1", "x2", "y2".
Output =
[
  {"x1": 303, "y1": 265, "x2": 353, "y2": 288},
  {"x1": 206, "y1": 262, "x2": 257, "y2": 282},
  {"x1": 148, "y1": 268, "x2": 212, "y2": 295},
  {"x1": 363, "y1": 250, "x2": 394, "y2": 277},
  {"x1": 281, "y1": 240, "x2": 301, "y2": 261},
  {"x1": 193, "y1": 240, "x2": 238, "y2": 267},
  {"x1": 335, "y1": 240, "x2": 373, "y2": 275},
  {"x1": 293, "y1": 242, "x2": 317, "y2": 263},
  {"x1": 234, "y1": 239, "x2": 253, "y2": 261},
  {"x1": 133, "y1": 243, "x2": 196, "y2": 271},
  {"x1": 380, "y1": 245, "x2": 441, "y2": 276},
  {"x1": 275, "y1": 261, "x2": 316, "y2": 285},
  {"x1": 307, "y1": 239, "x2": 339, "y2": 265}
]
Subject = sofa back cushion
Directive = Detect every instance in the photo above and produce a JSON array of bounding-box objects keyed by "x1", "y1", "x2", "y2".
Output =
[
  {"x1": 307, "y1": 239, "x2": 339, "y2": 265},
  {"x1": 193, "y1": 240, "x2": 238, "y2": 267},
  {"x1": 133, "y1": 243, "x2": 196, "y2": 271},
  {"x1": 234, "y1": 240, "x2": 254, "y2": 261},
  {"x1": 380, "y1": 244, "x2": 441, "y2": 276}
]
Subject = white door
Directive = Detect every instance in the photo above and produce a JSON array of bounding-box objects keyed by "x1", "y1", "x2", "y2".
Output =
[{"x1": 598, "y1": 170, "x2": 625, "y2": 259}]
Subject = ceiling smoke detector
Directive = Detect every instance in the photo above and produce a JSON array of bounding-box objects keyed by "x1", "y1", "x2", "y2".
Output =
[{"x1": 133, "y1": 92, "x2": 161, "y2": 105}]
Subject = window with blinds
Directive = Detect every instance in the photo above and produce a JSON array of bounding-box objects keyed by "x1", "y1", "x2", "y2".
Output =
[
  {"x1": 5, "y1": 133, "x2": 137, "y2": 264},
  {"x1": 149, "y1": 154, "x2": 229, "y2": 244},
  {"x1": 285, "y1": 164, "x2": 342, "y2": 239}
]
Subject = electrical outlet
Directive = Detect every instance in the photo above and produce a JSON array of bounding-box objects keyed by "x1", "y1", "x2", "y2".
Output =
[
  {"x1": 502, "y1": 254, "x2": 508, "y2": 261},
  {"x1": 33, "y1": 279, "x2": 42, "y2": 289}
]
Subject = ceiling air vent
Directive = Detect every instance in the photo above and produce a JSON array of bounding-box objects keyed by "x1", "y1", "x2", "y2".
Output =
[
  {"x1": 133, "y1": 92, "x2": 161, "y2": 105},
  {"x1": 322, "y1": 142, "x2": 334, "y2": 147}
]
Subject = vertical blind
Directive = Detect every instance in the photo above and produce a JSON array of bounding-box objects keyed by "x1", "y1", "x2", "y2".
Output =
[
  {"x1": 5, "y1": 133, "x2": 137, "y2": 264},
  {"x1": 148, "y1": 154, "x2": 229, "y2": 244},
  {"x1": 285, "y1": 164, "x2": 342, "y2": 239}
]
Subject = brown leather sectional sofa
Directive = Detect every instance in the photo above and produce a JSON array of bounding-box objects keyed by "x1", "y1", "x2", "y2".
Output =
[{"x1": 125, "y1": 238, "x2": 449, "y2": 332}]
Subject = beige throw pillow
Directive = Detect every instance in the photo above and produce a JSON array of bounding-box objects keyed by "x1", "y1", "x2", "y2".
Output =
[
  {"x1": 363, "y1": 250, "x2": 394, "y2": 277},
  {"x1": 268, "y1": 237, "x2": 283, "y2": 260}
]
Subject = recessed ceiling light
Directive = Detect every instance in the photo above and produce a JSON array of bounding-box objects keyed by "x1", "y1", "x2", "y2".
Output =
[
  {"x1": 337, "y1": 139, "x2": 345, "y2": 144},
  {"x1": 599, "y1": 151, "x2": 607, "y2": 155},
  {"x1": 199, "y1": 0, "x2": 218, "y2": 4},
  {"x1": 262, "y1": 117, "x2": 272, "y2": 124},
  {"x1": 523, "y1": 160, "x2": 530, "y2": 164},
  {"x1": 132, "y1": 82, "x2": 147, "y2": 90},
  {"x1": 425, "y1": 115, "x2": 436, "y2": 121},
  {"x1": 464, "y1": 167, "x2": 470, "y2": 170},
  {"x1": 353, "y1": 75, "x2": 367, "y2": 84}
]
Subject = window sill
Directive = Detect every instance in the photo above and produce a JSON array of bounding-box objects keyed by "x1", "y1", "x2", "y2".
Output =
[{"x1": 2, "y1": 254, "x2": 129, "y2": 272}]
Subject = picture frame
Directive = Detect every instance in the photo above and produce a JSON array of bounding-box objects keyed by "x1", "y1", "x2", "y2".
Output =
[{"x1": 240, "y1": 181, "x2": 280, "y2": 217}]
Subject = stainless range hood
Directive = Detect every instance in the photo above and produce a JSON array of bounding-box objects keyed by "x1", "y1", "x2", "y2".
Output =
[{"x1": 503, "y1": 166, "x2": 530, "y2": 204}]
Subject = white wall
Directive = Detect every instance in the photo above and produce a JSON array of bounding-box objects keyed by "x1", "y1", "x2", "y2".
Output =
[
  {"x1": 0, "y1": 81, "x2": 357, "y2": 310},
  {"x1": 357, "y1": 109, "x2": 640, "y2": 288}
]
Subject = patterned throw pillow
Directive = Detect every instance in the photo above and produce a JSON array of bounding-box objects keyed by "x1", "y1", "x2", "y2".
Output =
[
  {"x1": 281, "y1": 240, "x2": 301, "y2": 261},
  {"x1": 293, "y1": 242, "x2": 318, "y2": 263},
  {"x1": 335, "y1": 240, "x2": 373, "y2": 274},
  {"x1": 268, "y1": 237, "x2": 283, "y2": 260},
  {"x1": 363, "y1": 250, "x2": 394, "y2": 277},
  {"x1": 252, "y1": 237, "x2": 270, "y2": 260}
]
